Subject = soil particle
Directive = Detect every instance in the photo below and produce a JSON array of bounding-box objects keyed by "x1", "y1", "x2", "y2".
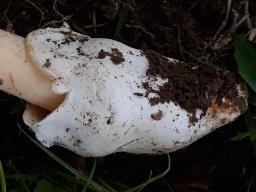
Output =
[
  {"x1": 143, "y1": 50, "x2": 240, "y2": 115},
  {"x1": 0, "y1": 79, "x2": 3, "y2": 85},
  {"x1": 189, "y1": 114, "x2": 199, "y2": 125},
  {"x1": 76, "y1": 46, "x2": 85, "y2": 56},
  {"x1": 43, "y1": 59, "x2": 51, "y2": 68},
  {"x1": 73, "y1": 139, "x2": 81, "y2": 147},
  {"x1": 133, "y1": 93, "x2": 143, "y2": 96},
  {"x1": 60, "y1": 31, "x2": 77, "y2": 44},
  {"x1": 97, "y1": 48, "x2": 125, "y2": 64},
  {"x1": 151, "y1": 111, "x2": 163, "y2": 121},
  {"x1": 232, "y1": 97, "x2": 247, "y2": 113}
]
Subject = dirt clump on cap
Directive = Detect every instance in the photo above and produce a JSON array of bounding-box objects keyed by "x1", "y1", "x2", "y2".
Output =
[
  {"x1": 43, "y1": 59, "x2": 51, "y2": 68},
  {"x1": 98, "y1": 48, "x2": 125, "y2": 64},
  {"x1": 151, "y1": 111, "x2": 163, "y2": 121},
  {"x1": 143, "y1": 50, "x2": 241, "y2": 115}
]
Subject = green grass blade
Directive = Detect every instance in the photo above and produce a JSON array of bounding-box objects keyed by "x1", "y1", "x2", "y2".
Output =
[
  {"x1": 231, "y1": 131, "x2": 250, "y2": 141},
  {"x1": 115, "y1": 0, "x2": 135, "y2": 37},
  {"x1": 124, "y1": 154, "x2": 171, "y2": 192},
  {"x1": 234, "y1": 35, "x2": 256, "y2": 93},
  {"x1": 7, "y1": 174, "x2": 38, "y2": 182},
  {"x1": 8, "y1": 165, "x2": 31, "y2": 192},
  {"x1": 34, "y1": 179, "x2": 69, "y2": 192},
  {"x1": 9, "y1": 188, "x2": 28, "y2": 192},
  {"x1": 82, "y1": 159, "x2": 97, "y2": 192},
  {"x1": 0, "y1": 161, "x2": 7, "y2": 192},
  {"x1": 163, "y1": 178, "x2": 175, "y2": 192},
  {"x1": 98, "y1": 178, "x2": 118, "y2": 192},
  {"x1": 17, "y1": 124, "x2": 110, "y2": 192}
]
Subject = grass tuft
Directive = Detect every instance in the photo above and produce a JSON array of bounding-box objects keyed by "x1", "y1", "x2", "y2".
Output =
[
  {"x1": 115, "y1": 0, "x2": 135, "y2": 37},
  {"x1": 0, "y1": 160, "x2": 7, "y2": 192}
]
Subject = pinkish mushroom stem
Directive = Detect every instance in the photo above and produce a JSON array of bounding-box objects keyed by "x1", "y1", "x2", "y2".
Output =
[{"x1": 0, "y1": 30, "x2": 64, "y2": 111}]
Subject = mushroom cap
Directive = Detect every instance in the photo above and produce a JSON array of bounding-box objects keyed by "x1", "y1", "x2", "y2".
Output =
[{"x1": 23, "y1": 26, "x2": 247, "y2": 157}]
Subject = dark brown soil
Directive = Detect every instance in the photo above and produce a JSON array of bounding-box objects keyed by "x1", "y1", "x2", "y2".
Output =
[
  {"x1": 144, "y1": 50, "x2": 241, "y2": 115},
  {"x1": 43, "y1": 59, "x2": 51, "y2": 68},
  {"x1": 98, "y1": 48, "x2": 125, "y2": 64},
  {"x1": 150, "y1": 110, "x2": 163, "y2": 121},
  {"x1": 0, "y1": 0, "x2": 256, "y2": 192}
]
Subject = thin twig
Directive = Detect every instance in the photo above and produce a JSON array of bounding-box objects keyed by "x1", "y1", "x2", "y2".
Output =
[
  {"x1": 42, "y1": 0, "x2": 73, "y2": 28},
  {"x1": 2, "y1": 0, "x2": 13, "y2": 32},
  {"x1": 53, "y1": 0, "x2": 65, "y2": 19},
  {"x1": 92, "y1": 11, "x2": 97, "y2": 35},
  {"x1": 212, "y1": 0, "x2": 233, "y2": 41},
  {"x1": 177, "y1": 23, "x2": 184, "y2": 59},
  {"x1": 23, "y1": 0, "x2": 44, "y2": 27},
  {"x1": 244, "y1": 0, "x2": 252, "y2": 29},
  {"x1": 234, "y1": 14, "x2": 249, "y2": 30},
  {"x1": 125, "y1": 24, "x2": 155, "y2": 39},
  {"x1": 77, "y1": 2, "x2": 118, "y2": 31},
  {"x1": 188, "y1": 0, "x2": 199, "y2": 10},
  {"x1": 41, "y1": 15, "x2": 72, "y2": 28}
]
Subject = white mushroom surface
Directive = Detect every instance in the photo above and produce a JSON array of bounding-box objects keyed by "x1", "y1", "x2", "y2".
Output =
[{"x1": 23, "y1": 26, "x2": 248, "y2": 157}]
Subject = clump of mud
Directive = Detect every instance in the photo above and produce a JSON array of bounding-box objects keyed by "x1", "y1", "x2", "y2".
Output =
[{"x1": 143, "y1": 50, "x2": 241, "y2": 114}]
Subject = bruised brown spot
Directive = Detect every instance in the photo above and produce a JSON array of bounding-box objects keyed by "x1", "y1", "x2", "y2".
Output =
[
  {"x1": 207, "y1": 97, "x2": 247, "y2": 118},
  {"x1": 151, "y1": 111, "x2": 163, "y2": 121},
  {"x1": 0, "y1": 79, "x2": 3, "y2": 85},
  {"x1": 43, "y1": 59, "x2": 51, "y2": 68}
]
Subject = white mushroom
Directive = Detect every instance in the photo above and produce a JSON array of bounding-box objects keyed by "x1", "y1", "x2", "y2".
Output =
[{"x1": 0, "y1": 25, "x2": 248, "y2": 157}]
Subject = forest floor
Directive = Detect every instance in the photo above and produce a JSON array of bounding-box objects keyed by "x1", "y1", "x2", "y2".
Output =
[{"x1": 0, "y1": 0, "x2": 256, "y2": 191}]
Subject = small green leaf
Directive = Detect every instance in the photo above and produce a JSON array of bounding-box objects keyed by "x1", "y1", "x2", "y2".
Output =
[
  {"x1": 244, "y1": 109, "x2": 256, "y2": 139},
  {"x1": 232, "y1": 110, "x2": 256, "y2": 141},
  {"x1": 234, "y1": 35, "x2": 256, "y2": 93},
  {"x1": 249, "y1": 95, "x2": 256, "y2": 106},
  {"x1": 34, "y1": 180, "x2": 66, "y2": 192},
  {"x1": 231, "y1": 132, "x2": 250, "y2": 141}
]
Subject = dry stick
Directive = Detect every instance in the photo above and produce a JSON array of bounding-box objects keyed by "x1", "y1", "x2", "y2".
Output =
[
  {"x1": 177, "y1": 23, "x2": 184, "y2": 59},
  {"x1": 23, "y1": 0, "x2": 44, "y2": 27},
  {"x1": 244, "y1": 0, "x2": 252, "y2": 29},
  {"x1": 3, "y1": 0, "x2": 14, "y2": 33},
  {"x1": 212, "y1": 0, "x2": 233, "y2": 41},
  {"x1": 53, "y1": 0, "x2": 65, "y2": 19},
  {"x1": 0, "y1": 30, "x2": 64, "y2": 111},
  {"x1": 188, "y1": 0, "x2": 199, "y2": 10},
  {"x1": 42, "y1": 0, "x2": 72, "y2": 28}
]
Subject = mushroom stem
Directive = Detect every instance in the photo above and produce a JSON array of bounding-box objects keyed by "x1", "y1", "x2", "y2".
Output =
[{"x1": 0, "y1": 30, "x2": 63, "y2": 111}]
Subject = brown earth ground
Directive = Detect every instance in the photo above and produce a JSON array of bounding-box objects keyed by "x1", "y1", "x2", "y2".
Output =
[{"x1": 0, "y1": 0, "x2": 256, "y2": 191}]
